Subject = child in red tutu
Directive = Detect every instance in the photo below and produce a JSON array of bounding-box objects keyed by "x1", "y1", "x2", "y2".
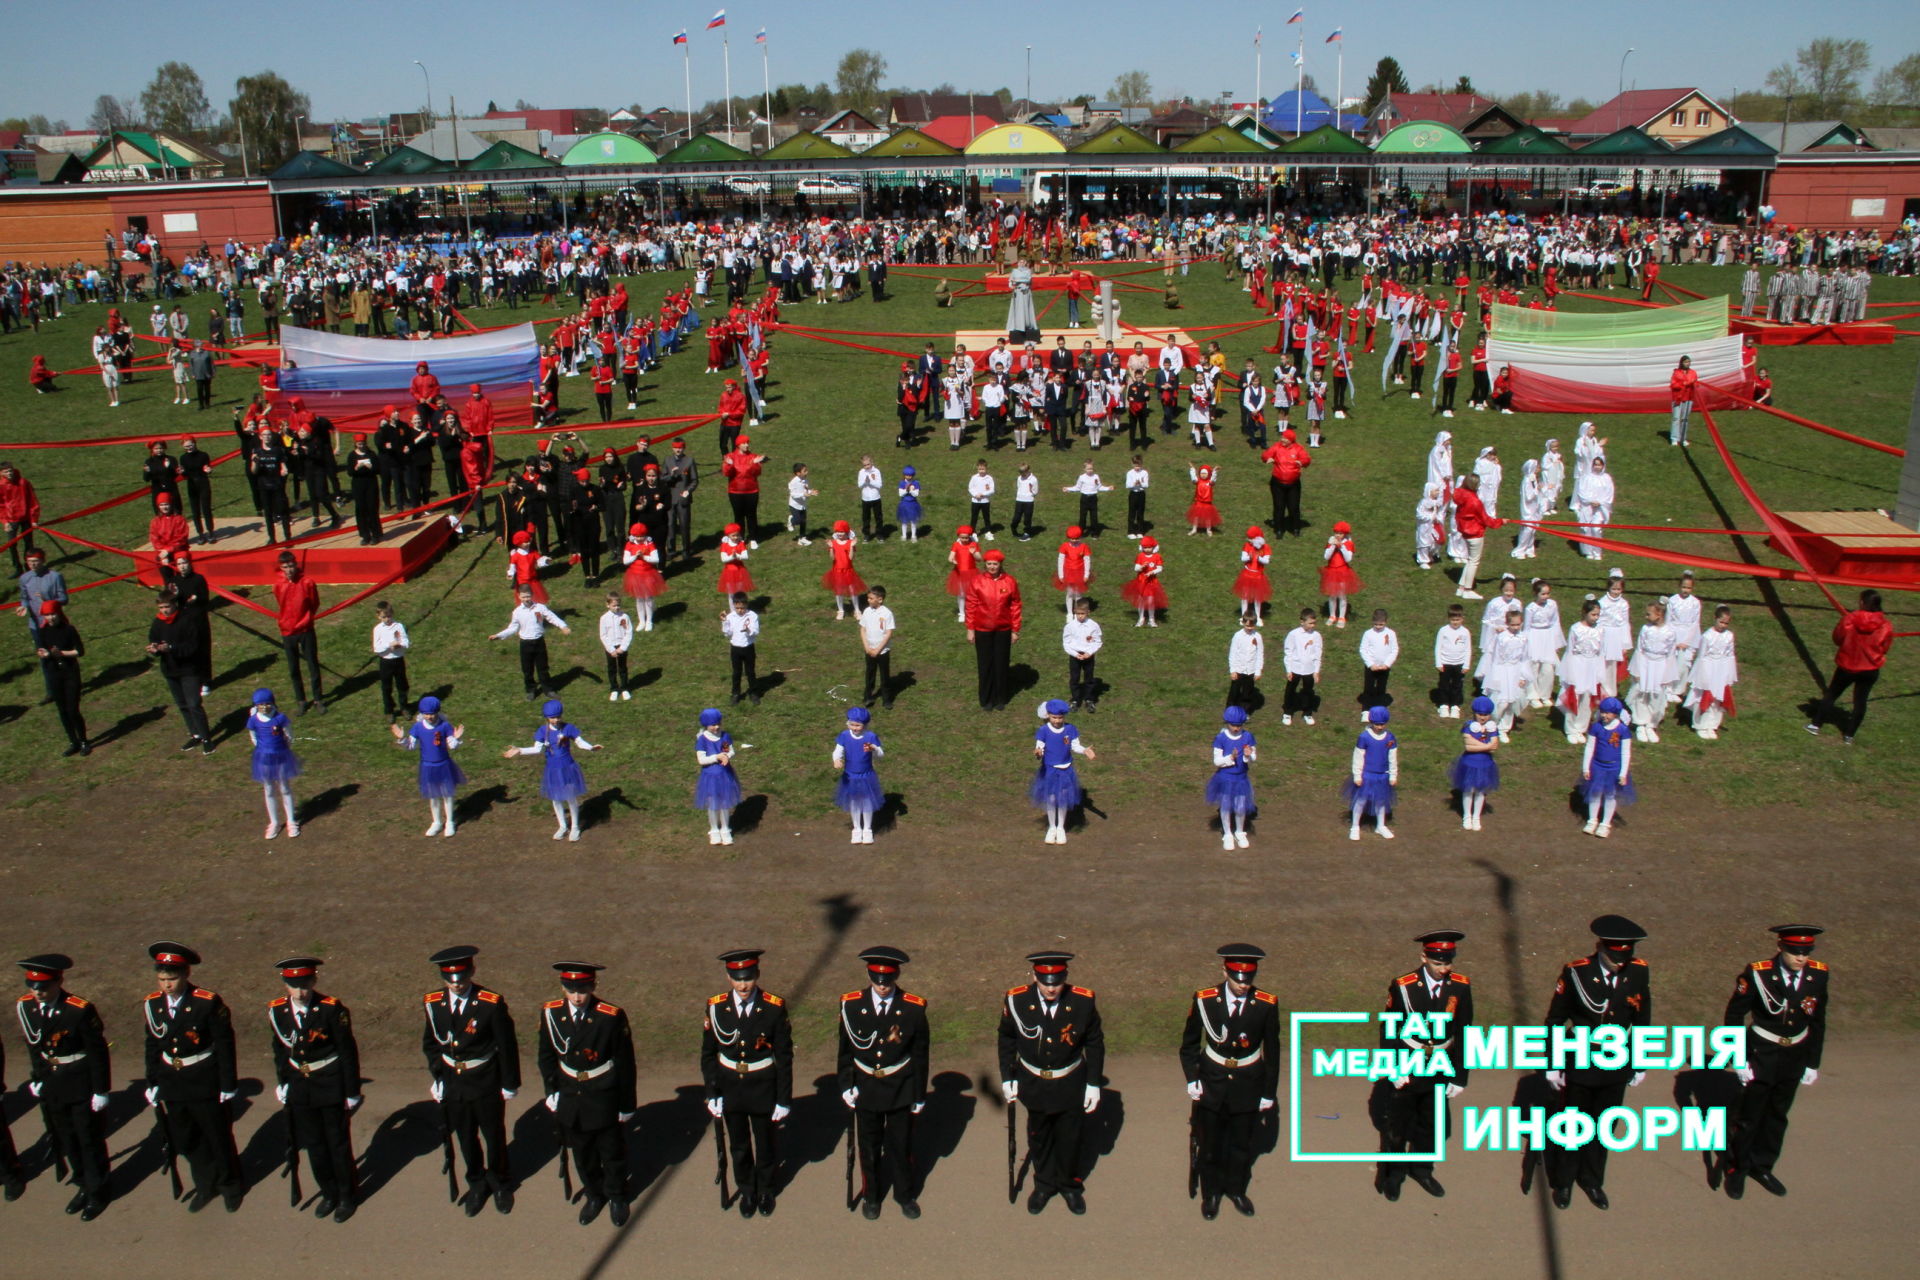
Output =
[
  {"x1": 1054, "y1": 526, "x2": 1092, "y2": 613},
  {"x1": 507, "y1": 529, "x2": 550, "y2": 604},
  {"x1": 620, "y1": 523, "x2": 667, "y2": 630},
  {"x1": 1122, "y1": 534, "x2": 1167, "y2": 627},
  {"x1": 821, "y1": 520, "x2": 866, "y2": 618},
  {"x1": 1187, "y1": 463, "x2": 1223, "y2": 536},
  {"x1": 717, "y1": 523, "x2": 754, "y2": 595},
  {"x1": 946, "y1": 523, "x2": 981, "y2": 623},
  {"x1": 1234, "y1": 526, "x2": 1272, "y2": 627},
  {"x1": 1320, "y1": 519, "x2": 1363, "y2": 628}
]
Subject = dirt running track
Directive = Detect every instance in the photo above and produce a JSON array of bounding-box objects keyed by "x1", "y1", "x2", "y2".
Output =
[{"x1": 0, "y1": 1049, "x2": 1912, "y2": 1279}]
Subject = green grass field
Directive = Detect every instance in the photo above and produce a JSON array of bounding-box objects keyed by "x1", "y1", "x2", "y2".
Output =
[{"x1": 3, "y1": 258, "x2": 1916, "y2": 843}]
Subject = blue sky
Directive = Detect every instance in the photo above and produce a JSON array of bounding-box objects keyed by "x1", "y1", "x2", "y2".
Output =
[{"x1": 7, "y1": 0, "x2": 1918, "y2": 128}]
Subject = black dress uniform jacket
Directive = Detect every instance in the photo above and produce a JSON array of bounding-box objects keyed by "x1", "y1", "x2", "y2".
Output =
[
  {"x1": 16, "y1": 992, "x2": 110, "y2": 1101},
  {"x1": 1545, "y1": 955, "x2": 1651, "y2": 1086},
  {"x1": 999, "y1": 984, "x2": 1105, "y2": 1113},
  {"x1": 538, "y1": 999, "x2": 638, "y2": 1128},
  {"x1": 144, "y1": 987, "x2": 238, "y2": 1101},
  {"x1": 422, "y1": 985, "x2": 522, "y2": 1100},
  {"x1": 837, "y1": 988, "x2": 930, "y2": 1112},
  {"x1": 269, "y1": 994, "x2": 361, "y2": 1106},
  {"x1": 1179, "y1": 986, "x2": 1280, "y2": 1112},
  {"x1": 1724, "y1": 958, "x2": 1828, "y2": 1075},
  {"x1": 700, "y1": 990, "x2": 794, "y2": 1113},
  {"x1": 1380, "y1": 969, "x2": 1475, "y2": 1088}
]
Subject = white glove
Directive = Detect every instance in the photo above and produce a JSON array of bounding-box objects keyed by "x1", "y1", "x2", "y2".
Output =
[
  {"x1": 1629, "y1": 1071, "x2": 1646, "y2": 1088},
  {"x1": 90, "y1": 1094, "x2": 108, "y2": 1113},
  {"x1": 1388, "y1": 1076, "x2": 1409, "y2": 1090},
  {"x1": 501, "y1": 1088, "x2": 517, "y2": 1100},
  {"x1": 910, "y1": 1101, "x2": 924, "y2": 1116},
  {"x1": 1082, "y1": 1084, "x2": 1100, "y2": 1113},
  {"x1": 1801, "y1": 1068, "x2": 1818, "y2": 1086},
  {"x1": 1445, "y1": 1084, "x2": 1465, "y2": 1099},
  {"x1": 429, "y1": 1079, "x2": 445, "y2": 1103},
  {"x1": 840, "y1": 1088, "x2": 858, "y2": 1109},
  {"x1": 772, "y1": 1104, "x2": 790, "y2": 1122},
  {"x1": 1735, "y1": 1066, "x2": 1755, "y2": 1086},
  {"x1": 1257, "y1": 1097, "x2": 1275, "y2": 1112},
  {"x1": 705, "y1": 1097, "x2": 724, "y2": 1118},
  {"x1": 1001, "y1": 1081, "x2": 1017, "y2": 1104},
  {"x1": 1544, "y1": 1071, "x2": 1565, "y2": 1091},
  {"x1": 218, "y1": 1090, "x2": 236, "y2": 1103},
  {"x1": 1185, "y1": 1081, "x2": 1203, "y2": 1101},
  {"x1": 544, "y1": 1092, "x2": 560, "y2": 1112},
  {"x1": 617, "y1": 1112, "x2": 634, "y2": 1123},
  {"x1": 346, "y1": 1096, "x2": 362, "y2": 1112},
  {"x1": 275, "y1": 1084, "x2": 288, "y2": 1105},
  {"x1": 145, "y1": 1086, "x2": 159, "y2": 1107},
  {"x1": 28, "y1": 1080, "x2": 42, "y2": 1098}
]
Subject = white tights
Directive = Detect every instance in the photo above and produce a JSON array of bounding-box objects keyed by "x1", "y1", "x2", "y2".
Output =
[
  {"x1": 1326, "y1": 593, "x2": 1349, "y2": 623},
  {"x1": 261, "y1": 781, "x2": 296, "y2": 829},
  {"x1": 706, "y1": 805, "x2": 732, "y2": 835},
  {"x1": 1349, "y1": 801, "x2": 1388, "y2": 832},
  {"x1": 426, "y1": 795, "x2": 457, "y2": 834},
  {"x1": 1045, "y1": 801, "x2": 1069, "y2": 835},
  {"x1": 633, "y1": 596, "x2": 655, "y2": 630},
  {"x1": 1218, "y1": 805, "x2": 1246, "y2": 836},
  {"x1": 551, "y1": 798, "x2": 581, "y2": 836},
  {"x1": 835, "y1": 594, "x2": 859, "y2": 616},
  {"x1": 1462, "y1": 790, "x2": 1488, "y2": 823},
  {"x1": 1586, "y1": 794, "x2": 1619, "y2": 826},
  {"x1": 849, "y1": 805, "x2": 875, "y2": 834},
  {"x1": 1493, "y1": 699, "x2": 1520, "y2": 734}
]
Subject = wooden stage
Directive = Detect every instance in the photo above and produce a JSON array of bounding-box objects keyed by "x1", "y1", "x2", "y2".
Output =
[
  {"x1": 1730, "y1": 317, "x2": 1894, "y2": 346},
  {"x1": 137, "y1": 512, "x2": 458, "y2": 587},
  {"x1": 1770, "y1": 510, "x2": 1920, "y2": 581}
]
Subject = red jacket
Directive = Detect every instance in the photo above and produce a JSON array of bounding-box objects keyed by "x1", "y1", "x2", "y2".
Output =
[
  {"x1": 0, "y1": 473, "x2": 38, "y2": 523},
  {"x1": 965, "y1": 569, "x2": 1022, "y2": 633},
  {"x1": 1261, "y1": 440, "x2": 1312, "y2": 485},
  {"x1": 1452, "y1": 487, "x2": 1492, "y2": 539},
  {"x1": 409, "y1": 371, "x2": 441, "y2": 403},
  {"x1": 148, "y1": 512, "x2": 190, "y2": 557},
  {"x1": 1670, "y1": 367, "x2": 1699, "y2": 405},
  {"x1": 718, "y1": 386, "x2": 749, "y2": 426},
  {"x1": 721, "y1": 449, "x2": 761, "y2": 495},
  {"x1": 1832, "y1": 609, "x2": 1892, "y2": 672},
  {"x1": 273, "y1": 573, "x2": 319, "y2": 636},
  {"x1": 459, "y1": 395, "x2": 496, "y2": 437}
]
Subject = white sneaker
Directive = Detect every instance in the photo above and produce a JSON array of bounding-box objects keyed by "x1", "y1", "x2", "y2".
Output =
[
  {"x1": 795, "y1": 537, "x2": 811, "y2": 545},
  {"x1": 1234, "y1": 832, "x2": 1250, "y2": 849},
  {"x1": 1582, "y1": 819, "x2": 1598, "y2": 835},
  {"x1": 425, "y1": 822, "x2": 442, "y2": 837},
  {"x1": 1594, "y1": 823, "x2": 1611, "y2": 839},
  {"x1": 1348, "y1": 827, "x2": 1361, "y2": 841},
  {"x1": 568, "y1": 829, "x2": 581, "y2": 842},
  {"x1": 609, "y1": 691, "x2": 619, "y2": 701},
  {"x1": 1281, "y1": 715, "x2": 1292, "y2": 726},
  {"x1": 851, "y1": 830, "x2": 862, "y2": 845},
  {"x1": 748, "y1": 541, "x2": 759, "y2": 550},
  {"x1": 1303, "y1": 715, "x2": 1315, "y2": 726},
  {"x1": 264, "y1": 824, "x2": 279, "y2": 840},
  {"x1": 1456, "y1": 589, "x2": 1483, "y2": 600},
  {"x1": 287, "y1": 822, "x2": 300, "y2": 838},
  {"x1": 553, "y1": 827, "x2": 568, "y2": 841},
  {"x1": 984, "y1": 532, "x2": 995, "y2": 541},
  {"x1": 1222, "y1": 833, "x2": 1236, "y2": 850},
  {"x1": 1646, "y1": 727, "x2": 1660, "y2": 743},
  {"x1": 621, "y1": 691, "x2": 631, "y2": 701},
  {"x1": 1498, "y1": 731, "x2": 1510, "y2": 744},
  {"x1": 443, "y1": 823, "x2": 456, "y2": 837},
  {"x1": 721, "y1": 830, "x2": 733, "y2": 845},
  {"x1": 1377, "y1": 826, "x2": 1394, "y2": 839},
  {"x1": 1462, "y1": 816, "x2": 1473, "y2": 830},
  {"x1": 709, "y1": 830, "x2": 721, "y2": 845},
  {"x1": 1443, "y1": 410, "x2": 1454, "y2": 418}
]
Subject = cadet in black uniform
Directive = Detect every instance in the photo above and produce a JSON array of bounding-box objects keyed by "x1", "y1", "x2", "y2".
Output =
[
  {"x1": 1722, "y1": 924, "x2": 1830, "y2": 1200},
  {"x1": 538, "y1": 962, "x2": 637, "y2": 1226},
  {"x1": 699, "y1": 948, "x2": 793, "y2": 1218},
  {"x1": 267, "y1": 956, "x2": 362, "y2": 1222},
  {"x1": 141, "y1": 942, "x2": 243, "y2": 1212},
  {"x1": 1370, "y1": 929, "x2": 1474, "y2": 1202},
  {"x1": 421, "y1": 945, "x2": 521, "y2": 1216},
  {"x1": 838, "y1": 945, "x2": 931, "y2": 1220},
  {"x1": 1544, "y1": 914, "x2": 1652, "y2": 1210},
  {"x1": 15, "y1": 954, "x2": 111, "y2": 1219},
  {"x1": 998, "y1": 950, "x2": 1105, "y2": 1215},
  {"x1": 1178, "y1": 944, "x2": 1280, "y2": 1219}
]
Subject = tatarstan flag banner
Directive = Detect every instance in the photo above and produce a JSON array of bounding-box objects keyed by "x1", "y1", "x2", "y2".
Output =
[{"x1": 1487, "y1": 296, "x2": 1751, "y2": 414}]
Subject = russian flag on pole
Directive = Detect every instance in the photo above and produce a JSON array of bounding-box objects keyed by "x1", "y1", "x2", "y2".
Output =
[
  {"x1": 707, "y1": 9, "x2": 726, "y2": 28},
  {"x1": 672, "y1": 29, "x2": 688, "y2": 44},
  {"x1": 755, "y1": 27, "x2": 766, "y2": 43},
  {"x1": 1325, "y1": 28, "x2": 1343, "y2": 42},
  {"x1": 1286, "y1": 8, "x2": 1303, "y2": 22}
]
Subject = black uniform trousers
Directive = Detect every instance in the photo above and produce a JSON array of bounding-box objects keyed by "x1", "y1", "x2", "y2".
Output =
[
  {"x1": 378, "y1": 656, "x2": 411, "y2": 717},
  {"x1": 856, "y1": 1107, "x2": 915, "y2": 1203},
  {"x1": 1126, "y1": 490, "x2": 1147, "y2": 535},
  {"x1": 46, "y1": 664, "x2": 86, "y2": 748},
  {"x1": 290, "y1": 1103, "x2": 358, "y2": 1201},
  {"x1": 1228, "y1": 673, "x2": 1260, "y2": 709},
  {"x1": 1024, "y1": 1104, "x2": 1083, "y2": 1194},
  {"x1": 727, "y1": 492, "x2": 759, "y2": 543},
  {"x1": 518, "y1": 638, "x2": 554, "y2": 696},
  {"x1": 974, "y1": 629, "x2": 1012, "y2": 709},
  {"x1": 863, "y1": 652, "x2": 891, "y2": 706},
  {"x1": 283, "y1": 631, "x2": 323, "y2": 704},
  {"x1": 668, "y1": 502, "x2": 694, "y2": 561},
  {"x1": 1068, "y1": 655, "x2": 1096, "y2": 707},
  {"x1": 561, "y1": 1115, "x2": 626, "y2": 1202},
  {"x1": 185, "y1": 477, "x2": 214, "y2": 536},
  {"x1": 259, "y1": 484, "x2": 293, "y2": 541},
  {"x1": 41, "y1": 1099, "x2": 109, "y2": 1197},
  {"x1": 446, "y1": 1095, "x2": 511, "y2": 1190},
  {"x1": 724, "y1": 1110, "x2": 776, "y2": 1202},
  {"x1": 352, "y1": 478, "x2": 381, "y2": 542},
  {"x1": 1436, "y1": 663, "x2": 1465, "y2": 708},
  {"x1": 162, "y1": 1099, "x2": 241, "y2": 1193},
  {"x1": 163, "y1": 670, "x2": 210, "y2": 739},
  {"x1": 1372, "y1": 1080, "x2": 1446, "y2": 1182},
  {"x1": 1547, "y1": 1080, "x2": 1627, "y2": 1190},
  {"x1": 1283, "y1": 673, "x2": 1318, "y2": 715},
  {"x1": 729, "y1": 643, "x2": 757, "y2": 700},
  {"x1": 1729, "y1": 1051, "x2": 1808, "y2": 1176},
  {"x1": 1194, "y1": 1106, "x2": 1257, "y2": 1197}
]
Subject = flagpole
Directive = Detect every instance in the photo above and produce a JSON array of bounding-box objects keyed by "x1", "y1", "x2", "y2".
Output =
[
  {"x1": 1296, "y1": 32, "x2": 1304, "y2": 134},
  {"x1": 761, "y1": 37, "x2": 772, "y2": 143},
  {"x1": 724, "y1": 31, "x2": 734, "y2": 142},
  {"x1": 1254, "y1": 33, "x2": 1262, "y2": 125},
  {"x1": 682, "y1": 44, "x2": 693, "y2": 143},
  {"x1": 1337, "y1": 48, "x2": 1344, "y2": 136}
]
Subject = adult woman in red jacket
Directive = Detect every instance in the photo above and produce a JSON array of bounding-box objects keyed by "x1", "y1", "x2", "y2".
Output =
[{"x1": 1806, "y1": 591, "x2": 1893, "y2": 743}]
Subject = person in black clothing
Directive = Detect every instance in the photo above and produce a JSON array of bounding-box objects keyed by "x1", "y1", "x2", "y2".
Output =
[
  {"x1": 869, "y1": 255, "x2": 888, "y2": 302},
  {"x1": 621, "y1": 437, "x2": 660, "y2": 488},
  {"x1": 143, "y1": 440, "x2": 182, "y2": 513},
  {"x1": 629, "y1": 469, "x2": 670, "y2": 551},
  {"x1": 421, "y1": 946, "x2": 522, "y2": 1217},
  {"x1": 292, "y1": 426, "x2": 340, "y2": 528},
  {"x1": 597, "y1": 450, "x2": 628, "y2": 552},
  {"x1": 568, "y1": 467, "x2": 603, "y2": 579},
  {"x1": 147, "y1": 596, "x2": 214, "y2": 752},
  {"x1": 405, "y1": 413, "x2": 437, "y2": 508},
  {"x1": 16, "y1": 955, "x2": 112, "y2": 1220},
  {"x1": 250, "y1": 428, "x2": 294, "y2": 542},
  {"x1": 432, "y1": 401, "x2": 465, "y2": 501},
  {"x1": 374, "y1": 408, "x2": 407, "y2": 510},
  {"x1": 346, "y1": 435, "x2": 382, "y2": 543},
  {"x1": 160, "y1": 551, "x2": 214, "y2": 691},
  {"x1": 267, "y1": 956, "x2": 363, "y2": 1223},
  {"x1": 700, "y1": 948, "x2": 796, "y2": 1219},
  {"x1": 836, "y1": 946, "x2": 929, "y2": 1220},
  {"x1": 178, "y1": 436, "x2": 214, "y2": 538},
  {"x1": 33, "y1": 600, "x2": 88, "y2": 755},
  {"x1": 142, "y1": 943, "x2": 244, "y2": 1213}
]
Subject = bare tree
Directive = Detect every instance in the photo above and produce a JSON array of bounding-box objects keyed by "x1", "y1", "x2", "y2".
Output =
[
  {"x1": 835, "y1": 49, "x2": 888, "y2": 114},
  {"x1": 1111, "y1": 69, "x2": 1152, "y2": 107},
  {"x1": 1766, "y1": 38, "x2": 1871, "y2": 116},
  {"x1": 140, "y1": 62, "x2": 211, "y2": 137},
  {"x1": 88, "y1": 93, "x2": 138, "y2": 135}
]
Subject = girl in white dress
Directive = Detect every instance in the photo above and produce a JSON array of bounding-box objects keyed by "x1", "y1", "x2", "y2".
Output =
[
  {"x1": 1595, "y1": 569, "x2": 1634, "y2": 695},
  {"x1": 942, "y1": 370, "x2": 971, "y2": 449},
  {"x1": 1473, "y1": 575, "x2": 1520, "y2": 685},
  {"x1": 1473, "y1": 446, "x2": 1504, "y2": 518},
  {"x1": 1539, "y1": 438, "x2": 1566, "y2": 515},
  {"x1": 1524, "y1": 579, "x2": 1566, "y2": 707},
  {"x1": 1684, "y1": 605, "x2": 1739, "y2": 739},
  {"x1": 1557, "y1": 597, "x2": 1607, "y2": 743},
  {"x1": 1573, "y1": 456, "x2": 1614, "y2": 561},
  {"x1": 1574, "y1": 420, "x2": 1607, "y2": 473},
  {"x1": 1483, "y1": 607, "x2": 1533, "y2": 742},
  {"x1": 1415, "y1": 483, "x2": 1446, "y2": 570},
  {"x1": 1512, "y1": 458, "x2": 1543, "y2": 559},
  {"x1": 1663, "y1": 571, "x2": 1703, "y2": 702},
  {"x1": 1626, "y1": 601, "x2": 1679, "y2": 741},
  {"x1": 1426, "y1": 430, "x2": 1454, "y2": 491}
]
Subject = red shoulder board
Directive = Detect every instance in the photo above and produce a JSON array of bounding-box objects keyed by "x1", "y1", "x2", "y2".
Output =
[
  {"x1": 1568, "y1": 958, "x2": 1590, "y2": 968},
  {"x1": 1752, "y1": 960, "x2": 1773, "y2": 971},
  {"x1": 269, "y1": 996, "x2": 289, "y2": 1007},
  {"x1": 842, "y1": 991, "x2": 862, "y2": 1002},
  {"x1": 1071, "y1": 986, "x2": 1095, "y2": 998},
  {"x1": 14, "y1": 994, "x2": 30, "y2": 1004},
  {"x1": 475, "y1": 990, "x2": 501, "y2": 1004},
  {"x1": 596, "y1": 1002, "x2": 620, "y2": 1016},
  {"x1": 193, "y1": 988, "x2": 216, "y2": 1000},
  {"x1": 1253, "y1": 991, "x2": 1278, "y2": 1005},
  {"x1": 1451, "y1": 973, "x2": 1471, "y2": 986},
  {"x1": 1195, "y1": 987, "x2": 1220, "y2": 999},
  {"x1": 1808, "y1": 960, "x2": 1829, "y2": 971},
  {"x1": 425, "y1": 990, "x2": 446, "y2": 1004},
  {"x1": 146, "y1": 990, "x2": 165, "y2": 1001},
  {"x1": 761, "y1": 993, "x2": 784, "y2": 1007},
  {"x1": 901, "y1": 993, "x2": 926, "y2": 1007},
  {"x1": 1396, "y1": 974, "x2": 1419, "y2": 987},
  {"x1": 65, "y1": 995, "x2": 89, "y2": 1008},
  {"x1": 543, "y1": 998, "x2": 565, "y2": 1009},
  {"x1": 1007, "y1": 984, "x2": 1031, "y2": 997},
  {"x1": 712, "y1": 994, "x2": 731, "y2": 1005},
  {"x1": 1630, "y1": 958, "x2": 1648, "y2": 967},
  {"x1": 320, "y1": 996, "x2": 339, "y2": 1006}
]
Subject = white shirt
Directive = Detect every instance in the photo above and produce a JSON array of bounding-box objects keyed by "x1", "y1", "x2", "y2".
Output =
[
  {"x1": 1229, "y1": 628, "x2": 1266, "y2": 677},
  {"x1": 599, "y1": 610, "x2": 634, "y2": 652},
  {"x1": 721, "y1": 609, "x2": 760, "y2": 647},
  {"x1": 1282, "y1": 626, "x2": 1322, "y2": 676},
  {"x1": 372, "y1": 619, "x2": 410, "y2": 660},
  {"x1": 1359, "y1": 626, "x2": 1400, "y2": 667},
  {"x1": 858, "y1": 604, "x2": 895, "y2": 653},
  {"x1": 1014, "y1": 472, "x2": 1040, "y2": 502},
  {"x1": 493, "y1": 602, "x2": 565, "y2": 641},
  {"x1": 1068, "y1": 473, "x2": 1109, "y2": 496},
  {"x1": 968, "y1": 473, "x2": 996, "y2": 501},
  {"x1": 856, "y1": 466, "x2": 883, "y2": 501},
  {"x1": 1062, "y1": 616, "x2": 1103, "y2": 657},
  {"x1": 787, "y1": 475, "x2": 810, "y2": 508},
  {"x1": 1433, "y1": 623, "x2": 1472, "y2": 667},
  {"x1": 1158, "y1": 344, "x2": 1184, "y2": 374},
  {"x1": 1125, "y1": 467, "x2": 1150, "y2": 493}
]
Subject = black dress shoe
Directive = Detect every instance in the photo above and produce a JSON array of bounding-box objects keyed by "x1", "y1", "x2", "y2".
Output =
[
  {"x1": 1062, "y1": 1188, "x2": 1085, "y2": 1215},
  {"x1": 579, "y1": 1195, "x2": 606, "y2": 1225},
  {"x1": 1551, "y1": 1185, "x2": 1572, "y2": 1209},
  {"x1": 1409, "y1": 1171, "x2": 1446, "y2": 1198},
  {"x1": 897, "y1": 1199, "x2": 918, "y2": 1220},
  {"x1": 1227, "y1": 1193, "x2": 1255, "y2": 1217},
  {"x1": 1579, "y1": 1182, "x2": 1610, "y2": 1210},
  {"x1": 1026, "y1": 1188, "x2": 1052, "y2": 1215},
  {"x1": 62, "y1": 744, "x2": 80, "y2": 757},
  {"x1": 1725, "y1": 1172, "x2": 1746, "y2": 1200},
  {"x1": 1752, "y1": 1172, "x2": 1787, "y2": 1197},
  {"x1": 187, "y1": 1187, "x2": 217, "y2": 1213},
  {"x1": 314, "y1": 1196, "x2": 336, "y2": 1219},
  {"x1": 862, "y1": 1198, "x2": 880, "y2": 1220},
  {"x1": 65, "y1": 1189, "x2": 88, "y2": 1215},
  {"x1": 333, "y1": 1200, "x2": 356, "y2": 1223},
  {"x1": 494, "y1": 1185, "x2": 514, "y2": 1214},
  {"x1": 460, "y1": 1186, "x2": 485, "y2": 1217},
  {"x1": 2, "y1": 1175, "x2": 24, "y2": 1202},
  {"x1": 80, "y1": 1197, "x2": 107, "y2": 1222},
  {"x1": 1375, "y1": 1171, "x2": 1402, "y2": 1201},
  {"x1": 1201, "y1": 1193, "x2": 1220, "y2": 1220},
  {"x1": 223, "y1": 1188, "x2": 243, "y2": 1213},
  {"x1": 1706, "y1": 1161, "x2": 1723, "y2": 1191},
  {"x1": 608, "y1": 1197, "x2": 630, "y2": 1227},
  {"x1": 738, "y1": 1192, "x2": 755, "y2": 1219},
  {"x1": 757, "y1": 1194, "x2": 775, "y2": 1217}
]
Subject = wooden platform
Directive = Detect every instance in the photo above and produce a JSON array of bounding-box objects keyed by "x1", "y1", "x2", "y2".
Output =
[
  {"x1": 136, "y1": 512, "x2": 458, "y2": 587},
  {"x1": 1731, "y1": 318, "x2": 1895, "y2": 346},
  {"x1": 1770, "y1": 510, "x2": 1920, "y2": 581},
  {"x1": 951, "y1": 327, "x2": 1197, "y2": 369}
]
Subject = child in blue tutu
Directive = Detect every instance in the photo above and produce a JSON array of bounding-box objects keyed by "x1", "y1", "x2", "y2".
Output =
[
  {"x1": 504, "y1": 699, "x2": 600, "y2": 842},
  {"x1": 1344, "y1": 705, "x2": 1399, "y2": 840},
  {"x1": 391, "y1": 695, "x2": 465, "y2": 838},
  {"x1": 1452, "y1": 695, "x2": 1501, "y2": 831},
  {"x1": 833, "y1": 706, "x2": 885, "y2": 845},
  {"x1": 1207, "y1": 704, "x2": 1258, "y2": 849},
  {"x1": 1579, "y1": 696, "x2": 1635, "y2": 839},
  {"x1": 693, "y1": 707, "x2": 742, "y2": 845},
  {"x1": 896, "y1": 467, "x2": 923, "y2": 542},
  {"x1": 247, "y1": 688, "x2": 302, "y2": 840},
  {"x1": 1033, "y1": 698, "x2": 1097, "y2": 844}
]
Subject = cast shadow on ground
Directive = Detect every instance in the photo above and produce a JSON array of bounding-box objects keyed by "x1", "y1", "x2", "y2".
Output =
[
  {"x1": 913, "y1": 1071, "x2": 977, "y2": 1197},
  {"x1": 354, "y1": 1098, "x2": 449, "y2": 1203},
  {"x1": 774, "y1": 1073, "x2": 849, "y2": 1198}
]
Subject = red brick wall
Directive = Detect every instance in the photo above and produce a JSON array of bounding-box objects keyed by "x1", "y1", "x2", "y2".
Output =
[{"x1": 1769, "y1": 160, "x2": 1920, "y2": 234}]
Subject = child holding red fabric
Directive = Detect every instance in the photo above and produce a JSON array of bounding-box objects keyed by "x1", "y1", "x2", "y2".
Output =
[{"x1": 1320, "y1": 520, "x2": 1362, "y2": 628}]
